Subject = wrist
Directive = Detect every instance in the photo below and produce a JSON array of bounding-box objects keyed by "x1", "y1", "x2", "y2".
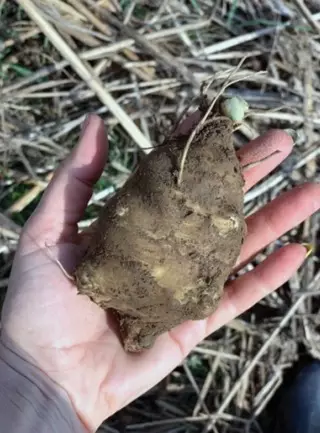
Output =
[{"x1": 0, "y1": 337, "x2": 89, "y2": 433}]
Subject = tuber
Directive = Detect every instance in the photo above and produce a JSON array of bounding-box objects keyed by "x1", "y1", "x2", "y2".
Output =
[{"x1": 75, "y1": 100, "x2": 247, "y2": 352}]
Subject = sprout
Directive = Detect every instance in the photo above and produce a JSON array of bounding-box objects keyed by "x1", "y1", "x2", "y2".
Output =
[{"x1": 221, "y1": 96, "x2": 249, "y2": 122}]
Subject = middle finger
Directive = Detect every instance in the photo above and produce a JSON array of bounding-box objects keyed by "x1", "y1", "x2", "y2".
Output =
[
  {"x1": 237, "y1": 182, "x2": 320, "y2": 269},
  {"x1": 238, "y1": 129, "x2": 293, "y2": 192}
]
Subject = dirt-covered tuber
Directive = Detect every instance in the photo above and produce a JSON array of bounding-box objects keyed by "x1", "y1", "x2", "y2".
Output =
[{"x1": 74, "y1": 103, "x2": 247, "y2": 352}]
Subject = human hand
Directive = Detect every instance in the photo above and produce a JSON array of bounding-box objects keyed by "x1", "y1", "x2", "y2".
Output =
[{"x1": 1, "y1": 114, "x2": 319, "y2": 432}]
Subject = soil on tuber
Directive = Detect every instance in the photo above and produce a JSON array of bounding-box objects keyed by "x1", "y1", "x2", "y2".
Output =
[{"x1": 74, "y1": 100, "x2": 247, "y2": 352}]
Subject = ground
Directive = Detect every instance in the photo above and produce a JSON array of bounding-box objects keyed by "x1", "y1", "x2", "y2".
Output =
[{"x1": 0, "y1": 1, "x2": 319, "y2": 432}]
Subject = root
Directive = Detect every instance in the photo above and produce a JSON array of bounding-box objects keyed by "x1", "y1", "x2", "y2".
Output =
[
  {"x1": 177, "y1": 57, "x2": 265, "y2": 186},
  {"x1": 44, "y1": 241, "x2": 75, "y2": 281},
  {"x1": 55, "y1": 258, "x2": 75, "y2": 281}
]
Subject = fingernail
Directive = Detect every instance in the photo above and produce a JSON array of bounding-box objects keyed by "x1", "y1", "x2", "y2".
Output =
[
  {"x1": 80, "y1": 114, "x2": 91, "y2": 137},
  {"x1": 284, "y1": 128, "x2": 300, "y2": 144},
  {"x1": 302, "y1": 243, "x2": 313, "y2": 258}
]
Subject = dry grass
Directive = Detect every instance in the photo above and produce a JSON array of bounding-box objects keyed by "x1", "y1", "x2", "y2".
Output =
[{"x1": 0, "y1": 1, "x2": 320, "y2": 432}]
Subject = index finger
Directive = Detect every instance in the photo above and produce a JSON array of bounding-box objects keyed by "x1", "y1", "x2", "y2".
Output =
[{"x1": 176, "y1": 111, "x2": 293, "y2": 192}]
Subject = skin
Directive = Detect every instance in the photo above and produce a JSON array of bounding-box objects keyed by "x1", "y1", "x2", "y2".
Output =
[{"x1": 1, "y1": 113, "x2": 320, "y2": 432}]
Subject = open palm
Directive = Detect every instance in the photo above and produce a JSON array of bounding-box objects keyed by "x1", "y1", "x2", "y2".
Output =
[{"x1": 1, "y1": 115, "x2": 319, "y2": 432}]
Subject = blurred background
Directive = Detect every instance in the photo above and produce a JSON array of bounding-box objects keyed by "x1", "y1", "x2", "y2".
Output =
[{"x1": 0, "y1": 1, "x2": 319, "y2": 432}]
